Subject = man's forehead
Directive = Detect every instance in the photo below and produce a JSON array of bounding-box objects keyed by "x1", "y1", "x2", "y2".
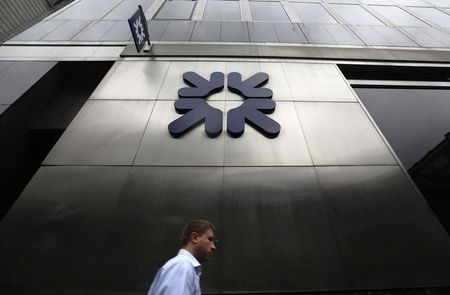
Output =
[{"x1": 205, "y1": 228, "x2": 214, "y2": 236}]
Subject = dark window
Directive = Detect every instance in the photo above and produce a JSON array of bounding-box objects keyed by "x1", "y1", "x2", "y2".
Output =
[
  {"x1": 203, "y1": 1, "x2": 241, "y2": 21},
  {"x1": 154, "y1": 1, "x2": 196, "y2": 20},
  {"x1": 350, "y1": 81, "x2": 450, "y2": 234},
  {"x1": 249, "y1": 2, "x2": 290, "y2": 22}
]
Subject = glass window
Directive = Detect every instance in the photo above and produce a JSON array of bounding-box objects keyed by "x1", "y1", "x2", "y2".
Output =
[
  {"x1": 249, "y1": 2, "x2": 290, "y2": 22},
  {"x1": 394, "y1": 0, "x2": 431, "y2": 5},
  {"x1": 355, "y1": 88, "x2": 450, "y2": 170},
  {"x1": 369, "y1": 5, "x2": 428, "y2": 26},
  {"x1": 103, "y1": 0, "x2": 154, "y2": 20},
  {"x1": 420, "y1": 0, "x2": 450, "y2": 7},
  {"x1": 354, "y1": 86, "x2": 450, "y2": 234},
  {"x1": 330, "y1": 4, "x2": 384, "y2": 25},
  {"x1": 359, "y1": 0, "x2": 394, "y2": 4},
  {"x1": 52, "y1": 0, "x2": 111, "y2": 20},
  {"x1": 290, "y1": 3, "x2": 338, "y2": 24},
  {"x1": 408, "y1": 7, "x2": 450, "y2": 28},
  {"x1": 154, "y1": 1, "x2": 196, "y2": 20},
  {"x1": 203, "y1": 1, "x2": 241, "y2": 21}
]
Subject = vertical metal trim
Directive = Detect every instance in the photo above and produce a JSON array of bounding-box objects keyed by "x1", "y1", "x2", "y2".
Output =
[
  {"x1": 240, "y1": 0, "x2": 252, "y2": 22},
  {"x1": 145, "y1": 0, "x2": 167, "y2": 20},
  {"x1": 192, "y1": 0, "x2": 207, "y2": 21},
  {"x1": 280, "y1": 1, "x2": 301, "y2": 23}
]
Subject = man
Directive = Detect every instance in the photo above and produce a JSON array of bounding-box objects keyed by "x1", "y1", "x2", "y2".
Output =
[{"x1": 147, "y1": 219, "x2": 217, "y2": 295}]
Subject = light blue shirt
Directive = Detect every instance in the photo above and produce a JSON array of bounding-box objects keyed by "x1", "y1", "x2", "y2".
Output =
[{"x1": 148, "y1": 249, "x2": 202, "y2": 295}]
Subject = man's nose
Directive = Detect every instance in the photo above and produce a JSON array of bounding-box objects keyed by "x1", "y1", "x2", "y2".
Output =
[{"x1": 211, "y1": 243, "x2": 216, "y2": 251}]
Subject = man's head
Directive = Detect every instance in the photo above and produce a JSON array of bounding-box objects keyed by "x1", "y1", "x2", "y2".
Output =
[{"x1": 181, "y1": 219, "x2": 216, "y2": 263}]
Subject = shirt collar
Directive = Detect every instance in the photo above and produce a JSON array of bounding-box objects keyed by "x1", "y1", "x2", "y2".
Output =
[{"x1": 178, "y1": 249, "x2": 201, "y2": 269}]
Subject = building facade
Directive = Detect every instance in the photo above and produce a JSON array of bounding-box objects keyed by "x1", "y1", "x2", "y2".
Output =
[{"x1": 0, "y1": 0, "x2": 450, "y2": 294}]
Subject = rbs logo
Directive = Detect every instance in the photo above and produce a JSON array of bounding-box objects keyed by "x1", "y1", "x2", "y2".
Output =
[{"x1": 168, "y1": 72, "x2": 281, "y2": 138}]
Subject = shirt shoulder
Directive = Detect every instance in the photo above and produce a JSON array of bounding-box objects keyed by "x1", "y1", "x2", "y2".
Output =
[
  {"x1": 148, "y1": 256, "x2": 197, "y2": 295},
  {"x1": 162, "y1": 255, "x2": 194, "y2": 273}
]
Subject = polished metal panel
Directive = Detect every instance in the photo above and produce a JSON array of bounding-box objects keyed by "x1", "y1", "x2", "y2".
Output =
[
  {"x1": 273, "y1": 23, "x2": 308, "y2": 43},
  {"x1": 428, "y1": 0, "x2": 450, "y2": 7},
  {"x1": 322, "y1": 24, "x2": 365, "y2": 45},
  {"x1": 0, "y1": 166, "x2": 130, "y2": 292},
  {"x1": 350, "y1": 25, "x2": 418, "y2": 47},
  {"x1": 102, "y1": 0, "x2": 154, "y2": 20},
  {"x1": 0, "y1": 105, "x2": 8, "y2": 115},
  {"x1": 91, "y1": 61, "x2": 170, "y2": 100},
  {"x1": 0, "y1": 61, "x2": 56, "y2": 104},
  {"x1": 92, "y1": 166, "x2": 223, "y2": 292},
  {"x1": 299, "y1": 24, "x2": 338, "y2": 44},
  {"x1": 220, "y1": 21, "x2": 249, "y2": 42},
  {"x1": 158, "y1": 61, "x2": 226, "y2": 101},
  {"x1": 41, "y1": 20, "x2": 91, "y2": 41},
  {"x1": 329, "y1": 4, "x2": 384, "y2": 25},
  {"x1": 224, "y1": 101, "x2": 313, "y2": 166},
  {"x1": 91, "y1": 46, "x2": 125, "y2": 59},
  {"x1": 249, "y1": 2, "x2": 290, "y2": 22},
  {"x1": 240, "y1": 0, "x2": 252, "y2": 21},
  {"x1": 370, "y1": 5, "x2": 428, "y2": 27},
  {"x1": 160, "y1": 20, "x2": 195, "y2": 41},
  {"x1": 203, "y1": 1, "x2": 241, "y2": 21},
  {"x1": 220, "y1": 167, "x2": 347, "y2": 291},
  {"x1": 0, "y1": 61, "x2": 13, "y2": 73},
  {"x1": 134, "y1": 101, "x2": 225, "y2": 166},
  {"x1": 71, "y1": 20, "x2": 116, "y2": 41},
  {"x1": 408, "y1": 7, "x2": 450, "y2": 28},
  {"x1": 316, "y1": 166, "x2": 450, "y2": 288},
  {"x1": 399, "y1": 26, "x2": 450, "y2": 47},
  {"x1": 148, "y1": 20, "x2": 170, "y2": 41},
  {"x1": 295, "y1": 102, "x2": 396, "y2": 165},
  {"x1": 192, "y1": 0, "x2": 207, "y2": 21},
  {"x1": 355, "y1": 87, "x2": 450, "y2": 170},
  {"x1": 191, "y1": 21, "x2": 221, "y2": 42},
  {"x1": 100, "y1": 20, "x2": 132, "y2": 41},
  {"x1": 248, "y1": 22, "x2": 279, "y2": 42},
  {"x1": 51, "y1": 0, "x2": 112, "y2": 20},
  {"x1": 44, "y1": 100, "x2": 155, "y2": 165},
  {"x1": 154, "y1": 1, "x2": 195, "y2": 20},
  {"x1": 394, "y1": 0, "x2": 431, "y2": 6},
  {"x1": 225, "y1": 61, "x2": 292, "y2": 101},
  {"x1": 360, "y1": 0, "x2": 394, "y2": 4},
  {"x1": 282, "y1": 63, "x2": 356, "y2": 102},
  {"x1": 11, "y1": 20, "x2": 64, "y2": 41},
  {"x1": 290, "y1": 3, "x2": 338, "y2": 24}
]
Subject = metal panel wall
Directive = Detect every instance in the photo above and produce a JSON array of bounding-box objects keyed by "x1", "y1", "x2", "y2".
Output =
[{"x1": 1, "y1": 60, "x2": 450, "y2": 295}]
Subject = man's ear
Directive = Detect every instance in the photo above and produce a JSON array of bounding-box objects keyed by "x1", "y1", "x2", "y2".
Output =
[{"x1": 190, "y1": 232, "x2": 199, "y2": 244}]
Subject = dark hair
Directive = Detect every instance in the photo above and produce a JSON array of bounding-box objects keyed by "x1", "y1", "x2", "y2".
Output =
[{"x1": 181, "y1": 219, "x2": 216, "y2": 246}]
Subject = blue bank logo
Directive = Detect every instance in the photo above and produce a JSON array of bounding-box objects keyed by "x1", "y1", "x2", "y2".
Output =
[{"x1": 168, "y1": 72, "x2": 281, "y2": 138}]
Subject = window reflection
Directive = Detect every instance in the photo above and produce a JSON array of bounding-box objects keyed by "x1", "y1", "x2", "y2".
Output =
[{"x1": 354, "y1": 87, "x2": 450, "y2": 234}]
